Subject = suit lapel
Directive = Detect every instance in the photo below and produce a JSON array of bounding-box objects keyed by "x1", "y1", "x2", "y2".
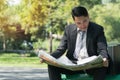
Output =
[
  {"x1": 86, "y1": 22, "x2": 93, "y2": 50},
  {"x1": 71, "y1": 24, "x2": 77, "y2": 51}
]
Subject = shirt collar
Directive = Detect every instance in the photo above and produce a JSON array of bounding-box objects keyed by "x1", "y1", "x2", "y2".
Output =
[{"x1": 77, "y1": 28, "x2": 87, "y2": 32}]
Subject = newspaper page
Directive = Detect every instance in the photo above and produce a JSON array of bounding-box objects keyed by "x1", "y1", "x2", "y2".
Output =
[{"x1": 37, "y1": 50, "x2": 103, "y2": 71}]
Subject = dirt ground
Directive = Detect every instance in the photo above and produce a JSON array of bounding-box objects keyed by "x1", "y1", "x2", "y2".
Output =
[{"x1": 0, "y1": 67, "x2": 49, "y2": 80}]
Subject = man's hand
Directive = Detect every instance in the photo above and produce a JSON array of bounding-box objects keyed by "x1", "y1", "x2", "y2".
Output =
[
  {"x1": 34, "y1": 48, "x2": 40, "y2": 54},
  {"x1": 102, "y1": 58, "x2": 109, "y2": 67},
  {"x1": 40, "y1": 58, "x2": 45, "y2": 63}
]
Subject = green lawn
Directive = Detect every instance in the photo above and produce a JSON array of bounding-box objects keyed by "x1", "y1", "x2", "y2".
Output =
[{"x1": 0, "y1": 53, "x2": 47, "y2": 68}]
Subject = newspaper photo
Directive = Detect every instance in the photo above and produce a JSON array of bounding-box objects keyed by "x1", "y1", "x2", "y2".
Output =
[{"x1": 37, "y1": 50, "x2": 103, "y2": 71}]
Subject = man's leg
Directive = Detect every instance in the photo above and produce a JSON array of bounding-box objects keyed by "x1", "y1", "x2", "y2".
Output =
[
  {"x1": 48, "y1": 65, "x2": 85, "y2": 80},
  {"x1": 87, "y1": 67, "x2": 107, "y2": 80},
  {"x1": 48, "y1": 65, "x2": 61, "y2": 80}
]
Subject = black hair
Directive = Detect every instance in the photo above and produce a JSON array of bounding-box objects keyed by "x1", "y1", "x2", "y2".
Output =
[{"x1": 71, "y1": 6, "x2": 89, "y2": 20}]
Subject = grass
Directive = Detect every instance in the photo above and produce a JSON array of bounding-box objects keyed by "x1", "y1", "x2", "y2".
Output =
[
  {"x1": 0, "y1": 53, "x2": 47, "y2": 68},
  {"x1": 0, "y1": 39, "x2": 61, "y2": 68}
]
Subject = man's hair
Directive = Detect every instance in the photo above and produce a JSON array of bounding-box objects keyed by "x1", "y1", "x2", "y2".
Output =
[{"x1": 71, "y1": 6, "x2": 89, "y2": 20}]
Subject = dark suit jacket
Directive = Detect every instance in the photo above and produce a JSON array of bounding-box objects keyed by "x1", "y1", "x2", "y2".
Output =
[{"x1": 51, "y1": 22, "x2": 109, "y2": 61}]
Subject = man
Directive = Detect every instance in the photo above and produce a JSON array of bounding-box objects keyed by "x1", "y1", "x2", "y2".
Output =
[{"x1": 41, "y1": 6, "x2": 109, "y2": 80}]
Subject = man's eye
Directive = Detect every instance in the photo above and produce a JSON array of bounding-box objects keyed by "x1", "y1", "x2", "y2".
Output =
[
  {"x1": 77, "y1": 22, "x2": 81, "y2": 24},
  {"x1": 84, "y1": 19, "x2": 88, "y2": 23}
]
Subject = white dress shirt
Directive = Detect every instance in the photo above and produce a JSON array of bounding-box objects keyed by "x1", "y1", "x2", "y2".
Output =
[{"x1": 73, "y1": 29, "x2": 89, "y2": 60}]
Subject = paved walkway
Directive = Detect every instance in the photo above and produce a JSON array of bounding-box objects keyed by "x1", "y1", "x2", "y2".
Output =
[{"x1": 0, "y1": 67, "x2": 49, "y2": 80}]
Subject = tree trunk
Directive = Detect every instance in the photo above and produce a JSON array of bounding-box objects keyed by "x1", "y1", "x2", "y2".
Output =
[
  {"x1": 49, "y1": 31, "x2": 52, "y2": 53},
  {"x1": 3, "y1": 36, "x2": 6, "y2": 51}
]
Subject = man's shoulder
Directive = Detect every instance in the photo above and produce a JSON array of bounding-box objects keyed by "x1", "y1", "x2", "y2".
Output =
[
  {"x1": 90, "y1": 22, "x2": 103, "y2": 30},
  {"x1": 65, "y1": 24, "x2": 76, "y2": 30},
  {"x1": 66, "y1": 24, "x2": 76, "y2": 27}
]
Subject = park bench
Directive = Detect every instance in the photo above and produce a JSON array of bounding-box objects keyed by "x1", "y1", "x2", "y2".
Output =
[
  {"x1": 61, "y1": 73, "x2": 120, "y2": 80},
  {"x1": 61, "y1": 44, "x2": 120, "y2": 80}
]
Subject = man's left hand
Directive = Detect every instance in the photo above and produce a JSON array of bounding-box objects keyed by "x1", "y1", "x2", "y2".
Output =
[{"x1": 103, "y1": 58, "x2": 109, "y2": 67}]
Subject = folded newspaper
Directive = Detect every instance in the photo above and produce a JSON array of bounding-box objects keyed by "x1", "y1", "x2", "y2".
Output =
[{"x1": 37, "y1": 50, "x2": 103, "y2": 71}]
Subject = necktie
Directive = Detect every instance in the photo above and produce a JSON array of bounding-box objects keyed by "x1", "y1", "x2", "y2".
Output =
[
  {"x1": 80, "y1": 31, "x2": 85, "y2": 49},
  {"x1": 74, "y1": 31, "x2": 85, "y2": 59}
]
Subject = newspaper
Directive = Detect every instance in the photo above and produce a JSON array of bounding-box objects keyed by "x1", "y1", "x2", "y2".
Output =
[{"x1": 37, "y1": 50, "x2": 103, "y2": 71}]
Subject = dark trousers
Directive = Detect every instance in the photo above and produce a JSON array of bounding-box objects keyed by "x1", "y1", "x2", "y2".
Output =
[{"x1": 48, "y1": 65, "x2": 107, "y2": 80}]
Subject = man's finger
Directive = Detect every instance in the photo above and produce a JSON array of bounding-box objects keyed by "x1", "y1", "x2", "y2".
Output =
[
  {"x1": 40, "y1": 59, "x2": 45, "y2": 63},
  {"x1": 103, "y1": 58, "x2": 109, "y2": 67}
]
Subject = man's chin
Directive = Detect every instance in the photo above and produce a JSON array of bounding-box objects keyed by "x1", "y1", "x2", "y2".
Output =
[{"x1": 81, "y1": 28, "x2": 87, "y2": 31}]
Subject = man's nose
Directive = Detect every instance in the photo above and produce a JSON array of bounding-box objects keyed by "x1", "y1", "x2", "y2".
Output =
[{"x1": 80, "y1": 23, "x2": 85, "y2": 27}]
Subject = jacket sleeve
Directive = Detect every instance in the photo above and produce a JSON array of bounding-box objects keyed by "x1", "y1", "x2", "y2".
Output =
[
  {"x1": 97, "y1": 27, "x2": 109, "y2": 59},
  {"x1": 51, "y1": 27, "x2": 68, "y2": 58}
]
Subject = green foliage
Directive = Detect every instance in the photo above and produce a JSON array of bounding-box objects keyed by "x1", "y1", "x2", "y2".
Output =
[
  {"x1": 45, "y1": 0, "x2": 80, "y2": 35},
  {"x1": 79, "y1": 0, "x2": 101, "y2": 9},
  {"x1": 89, "y1": 3, "x2": 120, "y2": 42},
  {"x1": 33, "y1": 38, "x2": 60, "y2": 52}
]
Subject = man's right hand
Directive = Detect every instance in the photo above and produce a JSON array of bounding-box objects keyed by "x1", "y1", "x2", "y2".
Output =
[{"x1": 40, "y1": 59, "x2": 45, "y2": 63}]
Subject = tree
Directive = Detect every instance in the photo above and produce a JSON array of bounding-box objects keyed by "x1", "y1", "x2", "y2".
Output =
[
  {"x1": 89, "y1": 3, "x2": 120, "y2": 42},
  {"x1": 44, "y1": 0, "x2": 80, "y2": 52},
  {"x1": 19, "y1": 0, "x2": 49, "y2": 35},
  {"x1": 79, "y1": 0, "x2": 101, "y2": 9},
  {"x1": 0, "y1": 0, "x2": 11, "y2": 50}
]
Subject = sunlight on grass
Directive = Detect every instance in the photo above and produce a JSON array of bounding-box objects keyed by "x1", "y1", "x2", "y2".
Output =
[
  {"x1": 0, "y1": 63, "x2": 47, "y2": 68},
  {"x1": 0, "y1": 53, "x2": 47, "y2": 68}
]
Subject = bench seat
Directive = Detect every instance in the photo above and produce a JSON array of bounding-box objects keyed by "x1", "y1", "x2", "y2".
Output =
[{"x1": 61, "y1": 73, "x2": 120, "y2": 80}]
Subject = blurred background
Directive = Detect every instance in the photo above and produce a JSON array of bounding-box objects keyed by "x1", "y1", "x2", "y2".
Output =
[{"x1": 0, "y1": 0, "x2": 120, "y2": 67}]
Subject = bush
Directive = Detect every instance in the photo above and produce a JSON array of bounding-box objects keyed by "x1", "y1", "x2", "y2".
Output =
[{"x1": 32, "y1": 38, "x2": 60, "y2": 52}]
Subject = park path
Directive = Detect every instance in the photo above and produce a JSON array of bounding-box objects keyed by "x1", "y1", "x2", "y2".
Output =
[{"x1": 0, "y1": 67, "x2": 49, "y2": 80}]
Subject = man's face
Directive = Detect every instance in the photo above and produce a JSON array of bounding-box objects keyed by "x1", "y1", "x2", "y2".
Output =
[{"x1": 74, "y1": 16, "x2": 89, "y2": 31}]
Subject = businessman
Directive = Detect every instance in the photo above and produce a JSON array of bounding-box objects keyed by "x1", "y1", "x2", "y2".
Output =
[{"x1": 42, "y1": 6, "x2": 110, "y2": 80}]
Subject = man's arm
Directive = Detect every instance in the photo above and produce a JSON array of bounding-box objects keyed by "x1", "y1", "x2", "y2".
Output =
[
  {"x1": 97, "y1": 27, "x2": 109, "y2": 67},
  {"x1": 51, "y1": 27, "x2": 68, "y2": 58}
]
